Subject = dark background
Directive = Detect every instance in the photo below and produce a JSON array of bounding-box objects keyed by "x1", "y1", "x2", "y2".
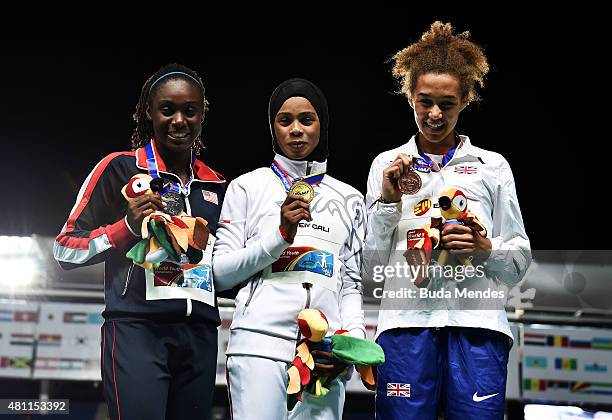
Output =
[{"x1": 0, "y1": 11, "x2": 602, "y2": 249}]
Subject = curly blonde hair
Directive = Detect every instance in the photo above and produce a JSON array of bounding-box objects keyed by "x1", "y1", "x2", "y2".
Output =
[{"x1": 392, "y1": 21, "x2": 489, "y2": 103}]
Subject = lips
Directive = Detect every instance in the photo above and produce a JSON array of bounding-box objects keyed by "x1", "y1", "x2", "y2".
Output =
[
  {"x1": 288, "y1": 141, "x2": 307, "y2": 150},
  {"x1": 425, "y1": 120, "x2": 444, "y2": 130},
  {"x1": 167, "y1": 132, "x2": 191, "y2": 142}
]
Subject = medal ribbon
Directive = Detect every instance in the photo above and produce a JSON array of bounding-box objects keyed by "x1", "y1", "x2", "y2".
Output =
[
  {"x1": 271, "y1": 160, "x2": 326, "y2": 193},
  {"x1": 414, "y1": 133, "x2": 462, "y2": 172},
  {"x1": 145, "y1": 139, "x2": 195, "y2": 195}
]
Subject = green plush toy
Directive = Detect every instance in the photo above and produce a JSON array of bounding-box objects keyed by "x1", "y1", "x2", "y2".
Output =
[{"x1": 286, "y1": 309, "x2": 385, "y2": 410}]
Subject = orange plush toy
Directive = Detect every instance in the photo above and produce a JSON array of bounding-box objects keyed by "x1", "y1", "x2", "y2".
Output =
[{"x1": 432, "y1": 187, "x2": 487, "y2": 267}]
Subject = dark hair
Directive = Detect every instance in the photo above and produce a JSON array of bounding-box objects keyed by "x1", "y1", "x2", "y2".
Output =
[
  {"x1": 392, "y1": 21, "x2": 489, "y2": 103},
  {"x1": 131, "y1": 63, "x2": 209, "y2": 154}
]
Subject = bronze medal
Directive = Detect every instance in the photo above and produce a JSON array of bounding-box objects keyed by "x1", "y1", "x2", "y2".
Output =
[
  {"x1": 288, "y1": 180, "x2": 315, "y2": 203},
  {"x1": 398, "y1": 171, "x2": 422, "y2": 195}
]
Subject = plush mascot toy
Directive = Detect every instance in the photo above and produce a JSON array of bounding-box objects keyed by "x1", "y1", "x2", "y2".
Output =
[
  {"x1": 286, "y1": 309, "x2": 385, "y2": 409},
  {"x1": 121, "y1": 174, "x2": 209, "y2": 271},
  {"x1": 432, "y1": 187, "x2": 487, "y2": 267}
]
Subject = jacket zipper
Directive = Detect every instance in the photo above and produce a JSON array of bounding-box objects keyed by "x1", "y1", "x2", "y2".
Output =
[
  {"x1": 121, "y1": 263, "x2": 134, "y2": 296},
  {"x1": 243, "y1": 278, "x2": 260, "y2": 313},
  {"x1": 303, "y1": 282, "x2": 311, "y2": 309},
  {"x1": 295, "y1": 282, "x2": 312, "y2": 341}
]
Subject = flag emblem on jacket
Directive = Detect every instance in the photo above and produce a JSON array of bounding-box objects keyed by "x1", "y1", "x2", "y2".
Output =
[
  {"x1": 387, "y1": 382, "x2": 410, "y2": 397},
  {"x1": 454, "y1": 165, "x2": 478, "y2": 174},
  {"x1": 202, "y1": 190, "x2": 218, "y2": 205}
]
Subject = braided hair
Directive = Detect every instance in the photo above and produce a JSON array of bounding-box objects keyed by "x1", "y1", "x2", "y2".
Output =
[
  {"x1": 392, "y1": 21, "x2": 489, "y2": 104},
  {"x1": 131, "y1": 63, "x2": 209, "y2": 154}
]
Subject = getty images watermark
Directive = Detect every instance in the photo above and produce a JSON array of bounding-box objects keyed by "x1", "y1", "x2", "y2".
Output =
[{"x1": 369, "y1": 261, "x2": 507, "y2": 300}]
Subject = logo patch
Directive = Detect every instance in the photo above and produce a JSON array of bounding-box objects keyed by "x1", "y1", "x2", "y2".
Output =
[
  {"x1": 272, "y1": 247, "x2": 334, "y2": 277},
  {"x1": 413, "y1": 158, "x2": 431, "y2": 173},
  {"x1": 387, "y1": 383, "x2": 410, "y2": 398},
  {"x1": 202, "y1": 190, "x2": 219, "y2": 205},
  {"x1": 413, "y1": 199, "x2": 431, "y2": 216},
  {"x1": 472, "y1": 392, "x2": 498, "y2": 402},
  {"x1": 454, "y1": 165, "x2": 478, "y2": 174}
]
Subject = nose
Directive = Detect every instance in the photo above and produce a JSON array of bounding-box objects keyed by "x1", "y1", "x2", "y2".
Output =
[
  {"x1": 289, "y1": 121, "x2": 303, "y2": 136},
  {"x1": 172, "y1": 112, "x2": 187, "y2": 129},
  {"x1": 429, "y1": 105, "x2": 443, "y2": 120}
]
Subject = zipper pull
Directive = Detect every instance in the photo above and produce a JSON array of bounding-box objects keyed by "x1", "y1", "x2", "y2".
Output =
[{"x1": 121, "y1": 264, "x2": 135, "y2": 296}]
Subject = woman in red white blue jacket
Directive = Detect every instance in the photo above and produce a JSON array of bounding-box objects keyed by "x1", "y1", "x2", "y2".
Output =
[{"x1": 54, "y1": 63, "x2": 226, "y2": 420}]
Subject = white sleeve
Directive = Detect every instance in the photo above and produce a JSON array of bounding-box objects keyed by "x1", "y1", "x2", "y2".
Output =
[
  {"x1": 339, "y1": 198, "x2": 366, "y2": 339},
  {"x1": 212, "y1": 179, "x2": 290, "y2": 291},
  {"x1": 485, "y1": 158, "x2": 532, "y2": 286},
  {"x1": 362, "y1": 156, "x2": 402, "y2": 282}
]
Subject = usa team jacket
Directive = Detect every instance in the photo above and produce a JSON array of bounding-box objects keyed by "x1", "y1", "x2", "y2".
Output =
[
  {"x1": 363, "y1": 135, "x2": 531, "y2": 341},
  {"x1": 54, "y1": 140, "x2": 226, "y2": 324},
  {"x1": 213, "y1": 154, "x2": 366, "y2": 363}
]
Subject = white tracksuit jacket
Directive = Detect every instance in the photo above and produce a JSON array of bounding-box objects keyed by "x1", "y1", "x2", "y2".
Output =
[
  {"x1": 364, "y1": 135, "x2": 532, "y2": 341},
  {"x1": 213, "y1": 154, "x2": 366, "y2": 363}
]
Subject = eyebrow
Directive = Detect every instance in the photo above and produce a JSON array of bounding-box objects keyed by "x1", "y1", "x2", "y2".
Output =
[
  {"x1": 157, "y1": 99, "x2": 201, "y2": 105},
  {"x1": 416, "y1": 93, "x2": 457, "y2": 100},
  {"x1": 276, "y1": 111, "x2": 317, "y2": 117}
]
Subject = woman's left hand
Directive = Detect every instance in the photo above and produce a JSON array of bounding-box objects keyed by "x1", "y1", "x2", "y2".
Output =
[
  {"x1": 310, "y1": 350, "x2": 348, "y2": 385},
  {"x1": 440, "y1": 223, "x2": 492, "y2": 262}
]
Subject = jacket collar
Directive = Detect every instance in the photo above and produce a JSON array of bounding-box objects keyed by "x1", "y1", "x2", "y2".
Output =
[
  {"x1": 135, "y1": 139, "x2": 225, "y2": 183},
  {"x1": 272, "y1": 154, "x2": 327, "y2": 180},
  {"x1": 405, "y1": 134, "x2": 483, "y2": 160}
]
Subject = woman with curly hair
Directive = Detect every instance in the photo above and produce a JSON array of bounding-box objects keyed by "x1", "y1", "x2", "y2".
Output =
[
  {"x1": 364, "y1": 22, "x2": 531, "y2": 419},
  {"x1": 55, "y1": 63, "x2": 226, "y2": 419}
]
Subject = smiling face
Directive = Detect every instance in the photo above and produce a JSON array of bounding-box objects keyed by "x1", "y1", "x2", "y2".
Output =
[
  {"x1": 274, "y1": 97, "x2": 321, "y2": 160},
  {"x1": 410, "y1": 72, "x2": 467, "y2": 153},
  {"x1": 146, "y1": 78, "x2": 204, "y2": 156}
]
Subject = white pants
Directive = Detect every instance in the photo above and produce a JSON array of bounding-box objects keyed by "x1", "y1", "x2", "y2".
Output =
[{"x1": 226, "y1": 355, "x2": 346, "y2": 420}]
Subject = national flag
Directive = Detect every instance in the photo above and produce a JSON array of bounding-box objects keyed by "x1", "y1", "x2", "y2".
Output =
[
  {"x1": 525, "y1": 356, "x2": 547, "y2": 368},
  {"x1": 14, "y1": 311, "x2": 38, "y2": 322},
  {"x1": 63, "y1": 312, "x2": 87, "y2": 323},
  {"x1": 524, "y1": 333, "x2": 547, "y2": 346},
  {"x1": 38, "y1": 334, "x2": 62, "y2": 347},
  {"x1": 592, "y1": 338, "x2": 612, "y2": 350},
  {"x1": 386, "y1": 383, "x2": 410, "y2": 397},
  {"x1": 454, "y1": 165, "x2": 477, "y2": 174},
  {"x1": 9, "y1": 333, "x2": 34, "y2": 346},
  {"x1": 202, "y1": 190, "x2": 219, "y2": 205}
]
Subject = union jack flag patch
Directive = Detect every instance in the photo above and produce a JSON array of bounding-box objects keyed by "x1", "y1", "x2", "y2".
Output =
[
  {"x1": 454, "y1": 165, "x2": 478, "y2": 174},
  {"x1": 202, "y1": 190, "x2": 219, "y2": 205},
  {"x1": 387, "y1": 382, "x2": 410, "y2": 397}
]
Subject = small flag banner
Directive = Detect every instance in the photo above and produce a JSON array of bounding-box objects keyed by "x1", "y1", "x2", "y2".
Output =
[
  {"x1": 0, "y1": 356, "x2": 32, "y2": 369},
  {"x1": 525, "y1": 356, "x2": 548, "y2": 369},
  {"x1": 524, "y1": 379, "x2": 612, "y2": 395},
  {"x1": 554, "y1": 358, "x2": 577, "y2": 371}
]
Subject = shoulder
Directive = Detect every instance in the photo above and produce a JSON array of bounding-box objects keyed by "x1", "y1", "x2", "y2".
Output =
[
  {"x1": 227, "y1": 167, "x2": 274, "y2": 189},
  {"x1": 193, "y1": 159, "x2": 227, "y2": 183},
  {"x1": 322, "y1": 175, "x2": 364, "y2": 200},
  {"x1": 370, "y1": 143, "x2": 409, "y2": 170},
  {"x1": 85, "y1": 151, "x2": 136, "y2": 183},
  {"x1": 467, "y1": 143, "x2": 510, "y2": 169},
  {"x1": 98, "y1": 151, "x2": 136, "y2": 168}
]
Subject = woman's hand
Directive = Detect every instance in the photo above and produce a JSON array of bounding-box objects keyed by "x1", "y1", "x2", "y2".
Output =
[
  {"x1": 381, "y1": 153, "x2": 413, "y2": 202},
  {"x1": 126, "y1": 194, "x2": 164, "y2": 234},
  {"x1": 310, "y1": 350, "x2": 349, "y2": 386},
  {"x1": 280, "y1": 194, "x2": 311, "y2": 242},
  {"x1": 440, "y1": 223, "x2": 492, "y2": 262}
]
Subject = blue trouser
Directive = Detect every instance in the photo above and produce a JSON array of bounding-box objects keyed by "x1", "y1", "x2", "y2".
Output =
[
  {"x1": 101, "y1": 319, "x2": 218, "y2": 420},
  {"x1": 376, "y1": 327, "x2": 510, "y2": 420}
]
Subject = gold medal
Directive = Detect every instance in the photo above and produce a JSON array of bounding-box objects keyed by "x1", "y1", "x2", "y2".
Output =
[{"x1": 288, "y1": 180, "x2": 315, "y2": 203}]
